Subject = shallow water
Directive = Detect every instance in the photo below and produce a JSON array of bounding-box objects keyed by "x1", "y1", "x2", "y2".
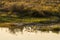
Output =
[{"x1": 0, "y1": 27, "x2": 60, "y2": 40}]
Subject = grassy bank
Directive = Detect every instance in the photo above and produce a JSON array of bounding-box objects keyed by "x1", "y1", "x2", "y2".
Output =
[{"x1": 0, "y1": 0, "x2": 60, "y2": 33}]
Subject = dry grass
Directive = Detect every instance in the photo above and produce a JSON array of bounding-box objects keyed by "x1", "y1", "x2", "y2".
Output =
[{"x1": 0, "y1": 0, "x2": 60, "y2": 12}]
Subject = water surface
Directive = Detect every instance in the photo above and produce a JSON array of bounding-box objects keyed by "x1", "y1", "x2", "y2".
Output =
[{"x1": 0, "y1": 27, "x2": 60, "y2": 40}]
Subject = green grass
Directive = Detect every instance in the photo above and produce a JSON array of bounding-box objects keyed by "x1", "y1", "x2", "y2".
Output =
[{"x1": 0, "y1": 16, "x2": 58, "y2": 23}]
